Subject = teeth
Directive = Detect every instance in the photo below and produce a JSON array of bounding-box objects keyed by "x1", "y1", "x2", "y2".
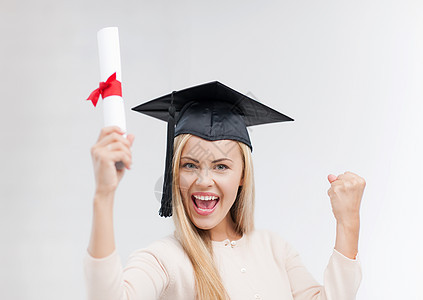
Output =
[{"x1": 193, "y1": 195, "x2": 219, "y2": 201}]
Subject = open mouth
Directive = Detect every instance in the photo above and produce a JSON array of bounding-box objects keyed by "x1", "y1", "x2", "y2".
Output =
[{"x1": 191, "y1": 195, "x2": 220, "y2": 215}]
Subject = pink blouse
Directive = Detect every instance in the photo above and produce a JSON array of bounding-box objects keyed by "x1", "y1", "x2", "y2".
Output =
[{"x1": 83, "y1": 229, "x2": 361, "y2": 299}]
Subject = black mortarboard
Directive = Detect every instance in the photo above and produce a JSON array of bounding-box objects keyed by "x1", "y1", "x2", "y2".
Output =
[{"x1": 132, "y1": 81, "x2": 294, "y2": 217}]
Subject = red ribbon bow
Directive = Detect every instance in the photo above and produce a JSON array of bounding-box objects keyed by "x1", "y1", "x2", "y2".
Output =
[{"x1": 87, "y1": 72, "x2": 122, "y2": 107}]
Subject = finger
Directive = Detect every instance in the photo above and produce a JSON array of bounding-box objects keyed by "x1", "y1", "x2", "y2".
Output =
[
  {"x1": 336, "y1": 172, "x2": 357, "y2": 183},
  {"x1": 107, "y1": 142, "x2": 132, "y2": 158},
  {"x1": 341, "y1": 172, "x2": 366, "y2": 188},
  {"x1": 110, "y1": 151, "x2": 132, "y2": 169},
  {"x1": 335, "y1": 173, "x2": 352, "y2": 182},
  {"x1": 98, "y1": 148, "x2": 131, "y2": 169},
  {"x1": 127, "y1": 134, "x2": 135, "y2": 147},
  {"x1": 344, "y1": 171, "x2": 359, "y2": 177},
  {"x1": 93, "y1": 138, "x2": 132, "y2": 164},
  {"x1": 343, "y1": 171, "x2": 364, "y2": 184},
  {"x1": 328, "y1": 174, "x2": 338, "y2": 183},
  {"x1": 97, "y1": 132, "x2": 131, "y2": 148},
  {"x1": 97, "y1": 126, "x2": 125, "y2": 142}
]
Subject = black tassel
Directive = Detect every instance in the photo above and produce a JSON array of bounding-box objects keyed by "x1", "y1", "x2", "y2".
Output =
[{"x1": 159, "y1": 92, "x2": 176, "y2": 217}]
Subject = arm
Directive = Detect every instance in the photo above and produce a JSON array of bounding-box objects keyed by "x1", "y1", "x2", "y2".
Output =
[
  {"x1": 88, "y1": 194, "x2": 116, "y2": 259},
  {"x1": 87, "y1": 126, "x2": 133, "y2": 258},
  {"x1": 83, "y1": 245, "x2": 169, "y2": 300},
  {"x1": 285, "y1": 242, "x2": 361, "y2": 300},
  {"x1": 84, "y1": 126, "x2": 133, "y2": 299},
  {"x1": 334, "y1": 221, "x2": 359, "y2": 260},
  {"x1": 328, "y1": 171, "x2": 365, "y2": 259},
  {"x1": 316, "y1": 171, "x2": 365, "y2": 299},
  {"x1": 84, "y1": 127, "x2": 171, "y2": 300},
  {"x1": 286, "y1": 171, "x2": 365, "y2": 299}
]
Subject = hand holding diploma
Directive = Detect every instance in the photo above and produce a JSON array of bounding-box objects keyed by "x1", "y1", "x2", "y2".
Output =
[
  {"x1": 91, "y1": 126, "x2": 134, "y2": 198},
  {"x1": 327, "y1": 171, "x2": 366, "y2": 259}
]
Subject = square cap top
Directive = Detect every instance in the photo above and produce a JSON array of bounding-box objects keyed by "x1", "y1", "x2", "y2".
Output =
[
  {"x1": 132, "y1": 81, "x2": 294, "y2": 150},
  {"x1": 132, "y1": 81, "x2": 293, "y2": 128}
]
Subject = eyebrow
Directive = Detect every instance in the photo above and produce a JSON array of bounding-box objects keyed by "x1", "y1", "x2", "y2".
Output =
[{"x1": 181, "y1": 156, "x2": 233, "y2": 164}]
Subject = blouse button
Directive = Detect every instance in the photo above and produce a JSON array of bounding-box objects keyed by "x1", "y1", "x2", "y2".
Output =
[
  {"x1": 230, "y1": 241, "x2": 237, "y2": 247},
  {"x1": 254, "y1": 294, "x2": 261, "y2": 299},
  {"x1": 240, "y1": 268, "x2": 246, "y2": 273}
]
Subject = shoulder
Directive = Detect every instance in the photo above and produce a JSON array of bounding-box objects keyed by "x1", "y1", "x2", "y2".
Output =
[
  {"x1": 148, "y1": 233, "x2": 183, "y2": 250},
  {"x1": 129, "y1": 233, "x2": 186, "y2": 262},
  {"x1": 126, "y1": 233, "x2": 192, "y2": 287},
  {"x1": 123, "y1": 234, "x2": 195, "y2": 297},
  {"x1": 246, "y1": 228, "x2": 297, "y2": 261},
  {"x1": 247, "y1": 228, "x2": 290, "y2": 246}
]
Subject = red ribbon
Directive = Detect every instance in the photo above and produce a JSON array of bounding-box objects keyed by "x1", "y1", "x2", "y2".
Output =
[{"x1": 87, "y1": 72, "x2": 122, "y2": 107}]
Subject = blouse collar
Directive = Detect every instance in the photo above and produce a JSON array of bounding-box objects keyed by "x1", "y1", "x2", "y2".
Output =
[{"x1": 212, "y1": 233, "x2": 247, "y2": 248}]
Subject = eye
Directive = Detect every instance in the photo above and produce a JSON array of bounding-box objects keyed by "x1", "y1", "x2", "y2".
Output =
[
  {"x1": 182, "y1": 163, "x2": 197, "y2": 169},
  {"x1": 215, "y1": 164, "x2": 229, "y2": 171}
]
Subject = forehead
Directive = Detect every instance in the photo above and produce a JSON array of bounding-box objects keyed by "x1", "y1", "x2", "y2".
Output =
[{"x1": 181, "y1": 135, "x2": 241, "y2": 161}]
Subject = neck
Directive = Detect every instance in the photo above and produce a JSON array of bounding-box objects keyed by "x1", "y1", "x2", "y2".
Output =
[{"x1": 208, "y1": 213, "x2": 242, "y2": 242}]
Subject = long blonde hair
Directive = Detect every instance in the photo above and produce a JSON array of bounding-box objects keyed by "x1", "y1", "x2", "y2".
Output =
[{"x1": 171, "y1": 134, "x2": 255, "y2": 299}]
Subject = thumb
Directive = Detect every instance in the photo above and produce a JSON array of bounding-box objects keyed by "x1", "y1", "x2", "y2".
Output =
[
  {"x1": 127, "y1": 134, "x2": 135, "y2": 146},
  {"x1": 328, "y1": 174, "x2": 337, "y2": 183}
]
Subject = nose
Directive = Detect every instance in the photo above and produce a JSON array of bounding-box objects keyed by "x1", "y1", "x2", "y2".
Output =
[{"x1": 195, "y1": 167, "x2": 214, "y2": 187}]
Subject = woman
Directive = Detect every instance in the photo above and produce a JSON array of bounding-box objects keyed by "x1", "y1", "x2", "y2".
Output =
[{"x1": 84, "y1": 81, "x2": 365, "y2": 300}]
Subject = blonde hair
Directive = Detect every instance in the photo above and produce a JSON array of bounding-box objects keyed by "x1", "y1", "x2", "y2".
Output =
[{"x1": 171, "y1": 134, "x2": 255, "y2": 299}]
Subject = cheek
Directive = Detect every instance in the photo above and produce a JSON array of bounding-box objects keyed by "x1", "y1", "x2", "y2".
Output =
[
  {"x1": 222, "y1": 171, "x2": 243, "y2": 188},
  {"x1": 223, "y1": 173, "x2": 243, "y2": 202},
  {"x1": 178, "y1": 172, "x2": 194, "y2": 196},
  {"x1": 220, "y1": 178, "x2": 241, "y2": 201}
]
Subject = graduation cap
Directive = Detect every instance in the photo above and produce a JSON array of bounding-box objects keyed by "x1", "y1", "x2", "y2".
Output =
[{"x1": 132, "y1": 81, "x2": 294, "y2": 217}]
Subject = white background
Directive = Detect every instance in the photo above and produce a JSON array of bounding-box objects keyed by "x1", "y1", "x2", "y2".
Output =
[{"x1": 0, "y1": 1, "x2": 422, "y2": 299}]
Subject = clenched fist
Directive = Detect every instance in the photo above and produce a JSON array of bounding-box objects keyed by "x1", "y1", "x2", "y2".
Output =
[{"x1": 327, "y1": 171, "x2": 366, "y2": 227}]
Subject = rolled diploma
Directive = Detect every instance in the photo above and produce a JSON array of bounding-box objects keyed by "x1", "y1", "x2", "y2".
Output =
[
  {"x1": 97, "y1": 27, "x2": 126, "y2": 170},
  {"x1": 97, "y1": 27, "x2": 127, "y2": 134}
]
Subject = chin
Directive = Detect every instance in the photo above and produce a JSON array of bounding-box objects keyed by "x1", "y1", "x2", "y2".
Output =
[{"x1": 191, "y1": 216, "x2": 219, "y2": 231}]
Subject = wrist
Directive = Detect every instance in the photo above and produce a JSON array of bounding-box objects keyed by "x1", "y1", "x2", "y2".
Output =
[
  {"x1": 336, "y1": 216, "x2": 360, "y2": 231},
  {"x1": 335, "y1": 218, "x2": 360, "y2": 259},
  {"x1": 93, "y1": 189, "x2": 115, "y2": 206}
]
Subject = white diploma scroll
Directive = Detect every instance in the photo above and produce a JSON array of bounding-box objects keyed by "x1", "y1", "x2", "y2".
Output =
[
  {"x1": 97, "y1": 27, "x2": 127, "y2": 170},
  {"x1": 97, "y1": 27, "x2": 127, "y2": 134}
]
